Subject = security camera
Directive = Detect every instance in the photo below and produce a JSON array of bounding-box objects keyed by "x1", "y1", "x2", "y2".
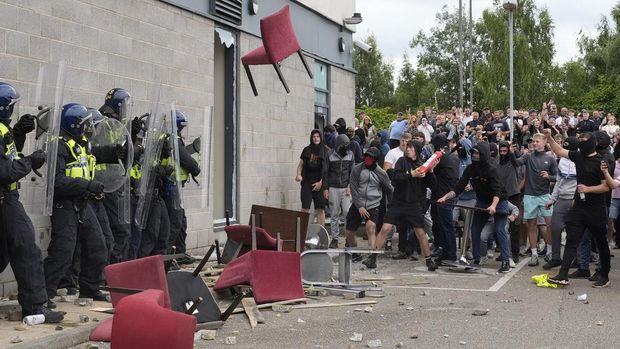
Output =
[{"x1": 353, "y1": 39, "x2": 373, "y2": 53}]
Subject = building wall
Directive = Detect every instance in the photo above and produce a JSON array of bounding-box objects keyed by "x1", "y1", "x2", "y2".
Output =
[{"x1": 0, "y1": 0, "x2": 355, "y2": 296}]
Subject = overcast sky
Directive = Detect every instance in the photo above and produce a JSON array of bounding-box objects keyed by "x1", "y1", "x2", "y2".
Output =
[{"x1": 353, "y1": 0, "x2": 618, "y2": 79}]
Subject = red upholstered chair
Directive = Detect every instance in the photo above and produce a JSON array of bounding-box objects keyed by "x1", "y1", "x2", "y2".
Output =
[
  {"x1": 90, "y1": 255, "x2": 171, "y2": 342},
  {"x1": 214, "y1": 250, "x2": 304, "y2": 304},
  {"x1": 110, "y1": 289, "x2": 196, "y2": 349},
  {"x1": 241, "y1": 5, "x2": 313, "y2": 96},
  {"x1": 224, "y1": 224, "x2": 282, "y2": 258}
]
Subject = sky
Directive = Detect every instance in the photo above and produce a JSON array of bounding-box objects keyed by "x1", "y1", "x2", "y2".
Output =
[{"x1": 353, "y1": 0, "x2": 619, "y2": 80}]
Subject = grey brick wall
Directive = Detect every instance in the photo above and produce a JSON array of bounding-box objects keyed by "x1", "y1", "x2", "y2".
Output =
[{"x1": 0, "y1": 0, "x2": 355, "y2": 296}]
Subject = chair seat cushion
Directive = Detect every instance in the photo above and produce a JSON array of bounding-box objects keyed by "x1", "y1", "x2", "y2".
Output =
[{"x1": 241, "y1": 46, "x2": 271, "y2": 65}]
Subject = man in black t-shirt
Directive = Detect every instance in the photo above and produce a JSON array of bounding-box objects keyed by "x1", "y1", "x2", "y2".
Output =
[
  {"x1": 543, "y1": 129, "x2": 612, "y2": 288},
  {"x1": 296, "y1": 130, "x2": 329, "y2": 225}
]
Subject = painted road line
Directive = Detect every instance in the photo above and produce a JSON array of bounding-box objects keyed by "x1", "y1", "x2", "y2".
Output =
[{"x1": 487, "y1": 257, "x2": 528, "y2": 292}]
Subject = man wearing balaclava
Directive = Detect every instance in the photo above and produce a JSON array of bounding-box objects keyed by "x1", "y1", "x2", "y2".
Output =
[
  {"x1": 344, "y1": 147, "x2": 393, "y2": 262},
  {"x1": 438, "y1": 141, "x2": 512, "y2": 273},
  {"x1": 296, "y1": 130, "x2": 329, "y2": 225},
  {"x1": 429, "y1": 134, "x2": 460, "y2": 264},
  {"x1": 323, "y1": 134, "x2": 354, "y2": 248},
  {"x1": 497, "y1": 141, "x2": 523, "y2": 264},
  {"x1": 544, "y1": 130, "x2": 611, "y2": 288}
]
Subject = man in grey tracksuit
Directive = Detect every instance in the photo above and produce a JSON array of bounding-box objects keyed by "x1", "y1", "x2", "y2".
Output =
[
  {"x1": 344, "y1": 147, "x2": 393, "y2": 251},
  {"x1": 324, "y1": 134, "x2": 354, "y2": 247},
  {"x1": 543, "y1": 137, "x2": 578, "y2": 269}
]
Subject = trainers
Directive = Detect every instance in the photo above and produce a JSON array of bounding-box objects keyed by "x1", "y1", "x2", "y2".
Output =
[
  {"x1": 351, "y1": 253, "x2": 363, "y2": 262},
  {"x1": 362, "y1": 255, "x2": 377, "y2": 269},
  {"x1": 46, "y1": 299, "x2": 57, "y2": 309},
  {"x1": 384, "y1": 239, "x2": 393, "y2": 252},
  {"x1": 528, "y1": 255, "x2": 539, "y2": 266},
  {"x1": 512, "y1": 255, "x2": 519, "y2": 263},
  {"x1": 329, "y1": 238, "x2": 339, "y2": 249},
  {"x1": 498, "y1": 261, "x2": 511, "y2": 273},
  {"x1": 486, "y1": 250, "x2": 494, "y2": 258},
  {"x1": 542, "y1": 259, "x2": 562, "y2": 270},
  {"x1": 391, "y1": 251, "x2": 409, "y2": 260},
  {"x1": 509, "y1": 258, "x2": 516, "y2": 268},
  {"x1": 548, "y1": 274, "x2": 569, "y2": 286},
  {"x1": 588, "y1": 270, "x2": 601, "y2": 282},
  {"x1": 568, "y1": 269, "x2": 591, "y2": 279},
  {"x1": 66, "y1": 287, "x2": 78, "y2": 296},
  {"x1": 410, "y1": 251, "x2": 419, "y2": 261},
  {"x1": 80, "y1": 291, "x2": 110, "y2": 302},
  {"x1": 426, "y1": 258, "x2": 438, "y2": 271},
  {"x1": 23, "y1": 306, "x2": 65, "y2": 324},
  {"x1": 544, "y1": 254, "x2": 551, "y2": 263},
  {"x1": 431, "y1": 246, "x2": 443, "y2": 258},
  {"x1": 177, "y1": 253, "x2": 195, "y2": 265},
  {"x1": 592, "y1": 275, "x2": 610, "y2": 288}
]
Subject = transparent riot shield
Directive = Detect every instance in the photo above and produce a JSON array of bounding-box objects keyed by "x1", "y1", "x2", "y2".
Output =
[
  {"x1": 30, "y1": 61, "x2": 66, "y2": 216},
  {"x1": 168, "y1": 103, "x2": 184, "y2": 210},
  {"x1": 183, "y1": 106, "x2": 212, "y2": 209},
  {"x1": 119, "y1": 100, "x2": 132, "y2": 224},
  {"x1": 90, "y1": 117, "x2": 133, "y2": 193},
  {"x1": 134, "y1": 83, "x2": 165, "y2": 229}
]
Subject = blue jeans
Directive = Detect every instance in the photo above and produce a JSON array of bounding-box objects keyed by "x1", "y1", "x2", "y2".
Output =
[
  {"x1": 431, "y1": 200, "x2": 457, "y2": 260},
  {"x1": 470, "y1": 199, "x2": 510, "y2": 263}
]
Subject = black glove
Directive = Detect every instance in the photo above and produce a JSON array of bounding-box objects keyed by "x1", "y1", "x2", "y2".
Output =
[
  {"x1": 131, "y1": 117, "x2": 143, "y2": 138},
  {"x1": 26, "y1": 150, "x2": 46, "y2": 170},
  {"x1": 13, "y1": 114, "x2": 36, "y2": 136},
  {"x1": 116, "y1": 143, "x2": 127, "y2": 162},
  {"x1": 87, "y1": 180, "x2": 105, "y2": 195},
  {"x1": 160, "y1": 138, "x2": 171, "y2": 159}
]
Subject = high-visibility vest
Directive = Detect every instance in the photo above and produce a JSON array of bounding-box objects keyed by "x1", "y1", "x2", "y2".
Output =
[
  {"x1": 0, "y1": 123, "x2": 18, "y2": 190},
  {"x1": 160, "y1": 156, "x2": 188, "y2": 182},
  {"x1": 61, "y1": 136, "x2": 96, "y2": 180}
]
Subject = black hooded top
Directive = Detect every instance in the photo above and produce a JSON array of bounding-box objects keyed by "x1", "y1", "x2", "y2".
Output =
[
  {"x1": 389, "y1": 141, "x2": 436, "y2": 204},
  {"x1": 300, "y1": 129, "x2": 329, "y2": 186},
  {"x1": 429, "y1": 134, "x2": 460, "y2": 199},
  {"x1": 453, "y1": 141, "x2": 506, "y2": 202}
]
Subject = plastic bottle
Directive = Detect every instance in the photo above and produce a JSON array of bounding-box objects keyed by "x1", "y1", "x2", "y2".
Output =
[{"x1": 23, "y1": 314, "x2": 45, "y2": 325}]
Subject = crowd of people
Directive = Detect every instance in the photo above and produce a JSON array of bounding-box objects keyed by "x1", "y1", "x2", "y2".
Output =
[
  {"x1": 0, "y1": 83, "x2": 200, "y2": 323},
  {"x1": 297, "y1": 103, "x2": 620, "y2": 288}
]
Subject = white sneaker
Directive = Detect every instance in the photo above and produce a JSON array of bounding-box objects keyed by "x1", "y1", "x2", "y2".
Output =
[
  {"x1": 509, "y1": 258, "x2": 516, "y2": 268},
  {"x1": 486, "y1": 250, "x2": 494, "y2": 258}
]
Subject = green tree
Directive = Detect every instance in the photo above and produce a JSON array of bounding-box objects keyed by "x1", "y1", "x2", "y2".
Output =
[
  {"x1": 410, "y1": 5, "x2": 477, "y2": 110},
  {"x1": 353, "y1": 35, "x2": 394, "y2": 108},
  {"x1": 474, "y1": 0, "x2": 556, "y2": 110},
  {"x1": 393, "y1": 54, "x2": 437, "y2": 112}
]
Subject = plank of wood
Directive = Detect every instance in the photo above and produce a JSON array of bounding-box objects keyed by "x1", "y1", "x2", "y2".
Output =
[
  {"x1": 356, "y1": 276, "x2": 396, "y2": 281},
  {"x1": 90, "y1": 307, "x2": 115, "y2": 314},
  {"x1": 241, "y1": 298, "x2": 259, "y2": 328},
  {"x1": 290, "y1": 300, "x2": 377, "y2": 310},
  {"x1": 195, "y1": 321, "x2": 224, "y2": 331},
  {"x1": 228, "y1": 298, "x2": 309, "y2": 314}
]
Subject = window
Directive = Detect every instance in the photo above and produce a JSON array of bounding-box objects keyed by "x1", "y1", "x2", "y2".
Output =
[{"x1": 314, "y1": 62, "x2": 329, "y2": 130}]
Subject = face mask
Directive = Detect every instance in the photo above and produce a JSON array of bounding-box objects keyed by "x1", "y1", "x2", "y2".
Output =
[
  {"x1": 338, "y1": 143, "x2": 349, "y2": 156},
  {"x1": 578, "y1": 137, "x2": 597, "y2": 157},
  {"x1": 363, "y1": 155, "x2": 376, "y2": 169}
]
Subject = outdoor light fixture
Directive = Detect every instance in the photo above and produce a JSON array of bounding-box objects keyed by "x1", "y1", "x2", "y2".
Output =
[
  {"x1": 502, "y1": 1, "x2": 517, "y2": 11},
  {"x1": 338, "y1": 37, "x2": 346, "y2": 52},
  {"x1": 343, "y1": 12, "x2": 363, "y2": 25},
  {"x1": 249, "y1": 0, "x2": 259, "y2": 15}
]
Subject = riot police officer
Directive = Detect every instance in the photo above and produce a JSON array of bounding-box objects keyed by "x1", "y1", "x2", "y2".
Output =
[
  {"x1": 44, "y1": 103, "x2": 121, "y2": 303},
  {"x1": 0, "y1": 82, "x2": 64, "y2": 322},
  {"x1": 99, "y1": 88, "x2": 131, "y2": 263},
  {"x1": 163, "y1": 110, "x2": 200, "y2": 263}
]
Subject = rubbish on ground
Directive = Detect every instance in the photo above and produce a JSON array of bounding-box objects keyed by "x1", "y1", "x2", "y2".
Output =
[
  {"x1": 198, "y1": 329, "x2": 217, "y2": 340},
  {"x1": 272, "y1": 305, "x2": 292, "y2": 313},
  {"x1": 577, "y1": 294, "x2": 587, "y2": 301},
  {"x1": 366, "y1": 339, "x2": 382, "y2": 348},
  {"x1": 297, "y1": 318, "x2": 305, "y2": 323},
  {"x1": 10, "y1": 336, "x2": 23, "y2": 343},
  {"x1": 363, "y1": 306, "x2": 373, "y2": 313},
  {"x1": 531, "y1": 274, "x2": 564, "y2": 288},
  {"x1": 350, "y1": 332, "x2": 363, "y2": 342},
  {"x1": 472, "y1": 309, "x2": 489, "y2": 316},
  {"x1": 225, "y1": 336, "x2": 237, "y2": 345},
  {"x1": 79, "y1": 315, "x2": 90, "y2": 323}
]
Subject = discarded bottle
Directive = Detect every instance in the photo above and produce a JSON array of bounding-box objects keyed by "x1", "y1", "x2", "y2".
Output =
[
  {"x1": 579, "y1": 192, "x2": 585, "y2": 201},
  {"x1": 23, "y1": 314, "x2": 45, "y2": 325}
]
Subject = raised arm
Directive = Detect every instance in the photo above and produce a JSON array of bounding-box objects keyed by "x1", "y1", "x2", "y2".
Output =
[{"x1": 543, "y1": 128, "x2": 569, "y2": 159}]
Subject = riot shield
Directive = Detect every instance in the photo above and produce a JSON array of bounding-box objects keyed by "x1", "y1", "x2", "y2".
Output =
[
  {"x1": 90, "y1": 117, "x2": 133, "y2": 193},
  {"x1": 30, "y1": 61, "x2": 66, "y2": 216},
  {"x1": 119, "y1": 100, "x2": 133, "y2": 224},
  {"x1": 168, "y1": 103, "x2": 184, "y2": 210},
  {"x1": 134, "y1": 83, "x2": 165, "y2": 229},
  {"x1": 183, "y1": 106, "x2": 212, "y2": 209}
]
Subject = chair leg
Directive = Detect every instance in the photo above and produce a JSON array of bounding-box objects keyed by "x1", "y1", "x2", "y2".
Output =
[
  {"x1": 243, "y1": 64, "x2": 259, "y2": 96},
  {"x1": 297, "y1": 50, "x2": 313, "y2": 79},
  {"x1": 272, "y1": 63, "x2": 290, "y2": 93}
]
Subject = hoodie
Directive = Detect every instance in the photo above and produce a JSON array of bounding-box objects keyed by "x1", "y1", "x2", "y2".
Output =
[
  {"x1": 497, "y1": 144, "x2": 521, "y2": 198},
  {"x1": 299, "y1": 129, "x2": 329, "y2": 186},
  {"x1": 389, "y1": 141, "x2": 436, "y2": 204},
  {"x1": 325, "y1": 134, "x2": 355, "y2": 189},
  {"x1": 349, "y1": 158, "x2": 393, "y2": 210},
  {"x1": 430, "y1": 134, "x2": 460, "y2": 199},
  {"x1": 379, "y1": 130, "x2": 390, "y2": 156},
  {"x1": 453, "y1": 141, "x2": 506, "y2": 202},
  {"x1": 456, "y1": 138, "x2": 476, "y2": 201}
]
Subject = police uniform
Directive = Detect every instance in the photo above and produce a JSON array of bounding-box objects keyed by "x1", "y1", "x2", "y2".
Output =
[
  {"x1": 162, "y1": 138, "x2": 200, "y2": 255},
  {"x1": 43, "y1": 135, "x2": 113, "y2": 299},
  {"x1": 0, "y1": 122, "x2": 48, "y2": 314}
]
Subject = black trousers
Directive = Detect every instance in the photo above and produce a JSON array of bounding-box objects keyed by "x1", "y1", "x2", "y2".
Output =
[
  {"x1": 0, "y1": 191, "x2": 47, "y2": 312},
  {"x1": 164, "y1": 195, "x2": 188, "y2": 253},
  {"x1": 138, "y1": 196, "x2": 170, "y2": 258},
  {"x1": 559, "y1": 204, "x2": 611, "y2": 278},
  {"x1": 508, "y1": 194, "x2": 521, "y2": 258},
  {"x1": 103, "y1": 189, "x2": 131, "y2": 264},
  {"x1": 44, "y1": 201, "x2": 107, "y2": 298}
]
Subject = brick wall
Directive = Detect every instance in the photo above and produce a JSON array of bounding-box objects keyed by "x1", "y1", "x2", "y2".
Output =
[{"x1": 0, "y1": 0, "x2": 355, "y2": 296}]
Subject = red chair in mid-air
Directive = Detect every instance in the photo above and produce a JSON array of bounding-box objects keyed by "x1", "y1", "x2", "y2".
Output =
[{"x1": 241, "y1": 5, "x2": 313, "y2": 96}]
